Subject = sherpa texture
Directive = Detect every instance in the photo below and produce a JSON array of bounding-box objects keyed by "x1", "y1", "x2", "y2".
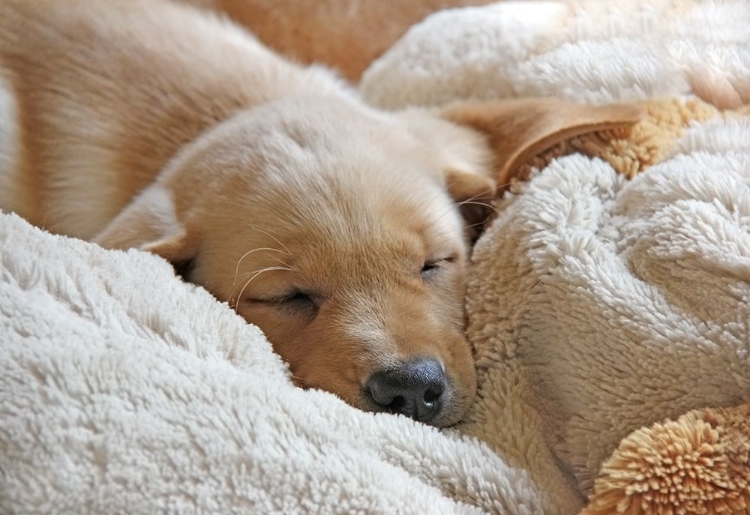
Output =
[
  {"x1": 360, "y1": 0, "x2": 750, "y2": 110},
  {"x1": 0, "y1": 212, "x2": 559, "y2": 515},
  {"x1": 361, "y1": 1, "x2": 750, "y2": 513},
  {"x1": 465, "y1": 114, "x2": 750, "y2": 504},
  {"x1": 3, "y1": 1, "x2": 750, "y2": 514},
  {"x1": 582, "y1": 402, "x2": 750, "y2": 515}
]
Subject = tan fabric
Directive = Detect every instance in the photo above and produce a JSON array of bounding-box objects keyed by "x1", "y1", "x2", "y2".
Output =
[
  {"x1": 582, "y1": 403, "x2": 750, "y2": 515},
  {"x1": 515, "y1": 97, "x2": 722, "y2": 182},
  {"x1": 179, "y1": 0, "x2": 496, "y2": 82}
]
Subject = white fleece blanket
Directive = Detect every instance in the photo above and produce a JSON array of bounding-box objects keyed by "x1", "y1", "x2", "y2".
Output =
[
  {"x1": 362, "y1": 0, "x2": 750, "y2": 507},
  {"x1": 2, "y1": 1, "x2": 750, "y2": 514},
  {"x1": 0, "y1": 214, "x2": 543, "y2": 515},
  {"x1": 361, "y1": 0, "x2": 750, "y2": 110}
]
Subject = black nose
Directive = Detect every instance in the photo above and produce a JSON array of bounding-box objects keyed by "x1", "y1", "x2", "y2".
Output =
[{"x1": 365, "y1": 358, "x2": 446, "y2": 423}]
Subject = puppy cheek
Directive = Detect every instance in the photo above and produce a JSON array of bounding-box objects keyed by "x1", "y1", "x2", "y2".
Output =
[
  {"x1": 452, "y1": 335, "x2": 478, "y2": 410},
  {"x1": 276, "y1": 327, "x2": 371, "y2": 407},
  {"x1": 437, "y1": 271, "x2": 478, "y2": 417},
  {"x1": 233, "y1": 309, "x2": 317, "y2": 381}
]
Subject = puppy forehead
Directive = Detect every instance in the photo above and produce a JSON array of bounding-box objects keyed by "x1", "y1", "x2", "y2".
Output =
[
  {"x1": 213, "y1": 178, "x2": 463, "y2": 281},
  {"x1": 225, "y1": 137, "x2": 462, "y2": 244},
  {"x1": 198, "y1": 104, "x2": 467, "y2": 268},
  {"x1": 258, "y1": 192, "x2": 456, "y2": 263}
]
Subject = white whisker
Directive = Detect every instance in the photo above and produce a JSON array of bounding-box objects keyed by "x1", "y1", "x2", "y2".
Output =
[
  {"x1": 456, "y1": 199, "x2": 501, "y2": 216},
  {"x1": 232, "y1": 247, "x2": 288, "y2": 291},
  {"x1": 266, "y1": 254, "x2": 297, "y2": 270},
  {"x1": 234, "y1": 266, "x2": 294, "y2": 309}
]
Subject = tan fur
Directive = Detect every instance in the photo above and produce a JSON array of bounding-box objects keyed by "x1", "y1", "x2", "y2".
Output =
[
  {"x1": 179, "y1": 0, "x2": 497, "y2": 82},
  {"x1": 442, "y1": 98, "x2": 645, "y2": 190},
  {"x1": 0, "y1": 0, "x2": 642, "y2": 426}
]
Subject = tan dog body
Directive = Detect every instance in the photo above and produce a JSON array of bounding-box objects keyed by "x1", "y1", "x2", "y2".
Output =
[
  {"x1": 0, "y1": 0, "x2": 643, "y2": 426},
  {"x1": 0, "y1": 0, "x2": 494, "y2": 426},
  {"x1": 0, "y1": 0, "x2": 351, "y2": 238},
  {"x1": 180, "y1": 0, "x2": 497, "y2": 82}
]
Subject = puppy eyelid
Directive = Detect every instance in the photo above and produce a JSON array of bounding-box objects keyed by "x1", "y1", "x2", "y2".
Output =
[
  {"x1": 420, "y1": 255, "x2": 456, "y2": 278},
  {"x1": 246, "y1": 289, "x2": 317, "y2": 307}
]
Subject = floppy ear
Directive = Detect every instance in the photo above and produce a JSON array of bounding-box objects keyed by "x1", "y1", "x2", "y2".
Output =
[
  {"x1": 92, "y1": 184, "x2": 197, "y2": 263},
  {"x1": 442, "y1": 97, "x2": 646, "y2": 189}
]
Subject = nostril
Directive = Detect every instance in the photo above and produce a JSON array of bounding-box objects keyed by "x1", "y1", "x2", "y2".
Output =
[
  {"x1": 366, "y1": 379, "x2": 398, "y2": 409},
  {"x1": 365, "y1": 357, "x2": 447, "y2": 423},
  {"x1": 386, "y1": 395, "x2": 406, "y2": 413},
  {"x1": 423, "y1": 386, "x2": 443, "y2": 405}
]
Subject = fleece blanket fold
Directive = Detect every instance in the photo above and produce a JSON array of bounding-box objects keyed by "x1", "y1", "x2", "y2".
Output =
[
  {"x1": 465, "y1": 116, "x2": 750, "y2": 491},
  {"x1": 0, "y1": 213, "x2": 553, "y2": 515},
  {"x1": 360, "y1": 0, "x2": 750, "y2": 110},
  {"x1": 3, "y1": 1, "x2": 750, "y2": 514}
]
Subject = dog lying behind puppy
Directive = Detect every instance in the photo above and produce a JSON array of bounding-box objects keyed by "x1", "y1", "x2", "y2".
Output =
[
  {"x1": 179, "y1": 0, "x2": 497, "y2": 82},
  {"x1": 0, "y1": 0, "x2": 642, "y2": 426}
]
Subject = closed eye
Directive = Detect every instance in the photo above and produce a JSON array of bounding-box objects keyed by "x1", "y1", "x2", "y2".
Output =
[
  {"x1": 421, "y1": 261, "x2": 439, "y2": 276},
  {"x1": 245, "y1": 289, "x2": 318, "y2": 314},
  {"x1": 420, "y1": 255, "x2": 457, "y2": 279}
]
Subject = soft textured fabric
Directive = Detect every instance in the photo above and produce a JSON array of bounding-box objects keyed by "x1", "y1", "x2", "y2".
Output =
[
  {"x1": 361, "y1": 0, "x2": 750, "y2": 512},
  {"x1": 3, "y1": 1, "x2": 750, "y2": 514},
  {"x1": 0, "y1": 212, "x2": 560, "y2": 515},
  {"x1": 582, "y1": 401, "x2": 750, "y2": 515},
  {"x1": 464, "y1": 115, "x2": 750, "y2": 496},
  {"x1": 360, "y1": 0, "x2": 750, "y2": 110}
]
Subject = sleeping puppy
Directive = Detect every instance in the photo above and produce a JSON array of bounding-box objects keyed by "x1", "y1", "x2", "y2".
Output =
[{"x1": 0, "y1": 0, "x2": 642, "y2": 426}]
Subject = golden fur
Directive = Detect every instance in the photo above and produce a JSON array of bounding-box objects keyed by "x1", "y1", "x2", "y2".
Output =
[
  {"x1": 179, "y1": 0, "x2": 497, "y2": 82},
  {"x1": 0, "y1": 0, "x2": 642, "y2": 426}
]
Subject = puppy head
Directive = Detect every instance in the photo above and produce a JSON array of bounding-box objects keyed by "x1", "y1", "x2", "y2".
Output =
[
  {"x1": 96, "y1": 98, "x2": 488, "y2": 426},
  {"x1": 94, "y1": 96, "x2": 642, "y2": 426}
]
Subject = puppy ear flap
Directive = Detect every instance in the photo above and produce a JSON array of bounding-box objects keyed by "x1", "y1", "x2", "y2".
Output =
[
  {"x1": 442, "y1": 97, "x2": 645, "y2": 188},
  {"x1": 92, "y1": 184, "x2": 196, "y2": 263}
]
